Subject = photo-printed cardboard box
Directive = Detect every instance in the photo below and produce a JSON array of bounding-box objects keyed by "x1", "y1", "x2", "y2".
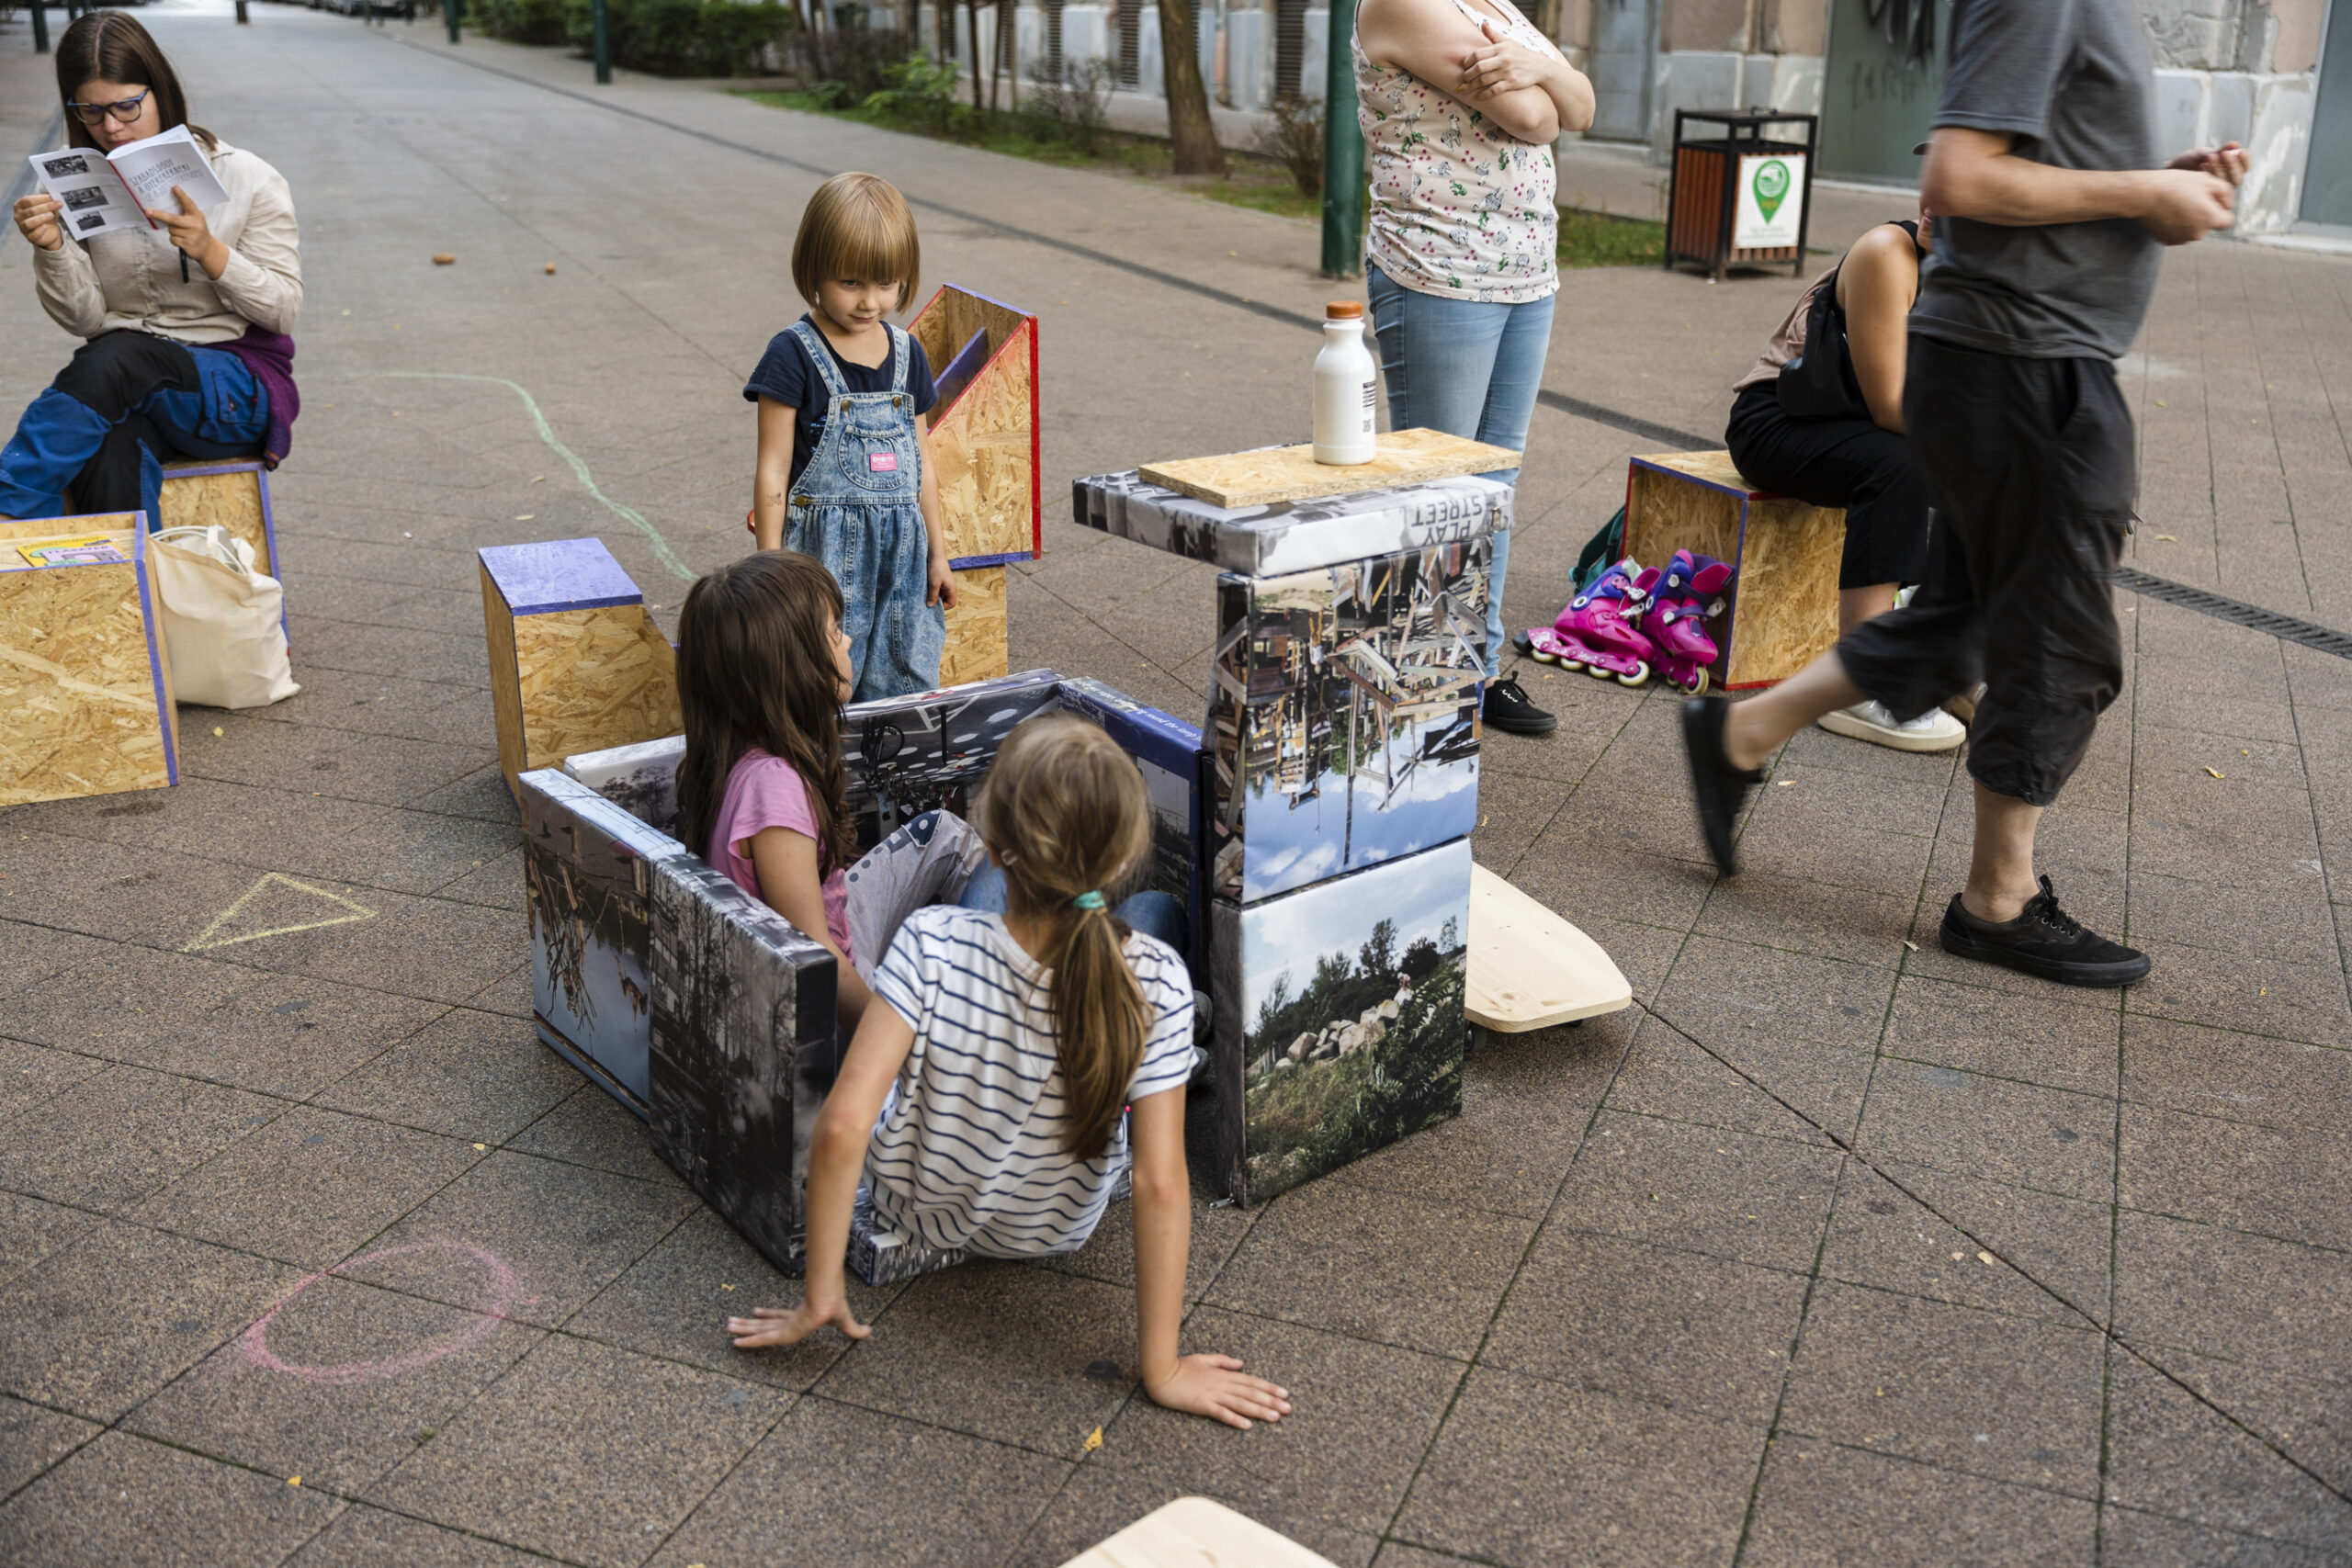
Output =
[{"x1": 1206, "y1": 538, "x2": 1491, "y2": 905}]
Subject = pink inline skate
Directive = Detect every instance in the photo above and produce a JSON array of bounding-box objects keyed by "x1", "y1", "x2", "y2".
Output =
[
  {"x1": 1527, "y1": 558, "x2": 1656, "y2": 687},
  {"x1": 1645, "y1": 549, "x2": 1735, "y2": 695}
]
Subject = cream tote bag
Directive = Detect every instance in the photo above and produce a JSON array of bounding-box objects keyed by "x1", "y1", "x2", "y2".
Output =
[{"x1": 148, "y1": 525, "x2": 299, "y2": 709}]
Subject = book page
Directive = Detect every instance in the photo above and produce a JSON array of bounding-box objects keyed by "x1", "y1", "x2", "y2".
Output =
[
  {"x1": 26, "y1": 148, "x2": 148, "y2": 239},
  {"x1": 106, "y1": 125, "x2": 230, "y2": 217}
]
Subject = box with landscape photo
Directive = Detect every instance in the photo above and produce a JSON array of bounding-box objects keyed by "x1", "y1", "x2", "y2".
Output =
[
  {"x1": 1207, "y1": 539, "x2": 1490, "y2": 904},
  {"x1": 1208, "y1": 840, "x2": 1473, "y2": 1203}
]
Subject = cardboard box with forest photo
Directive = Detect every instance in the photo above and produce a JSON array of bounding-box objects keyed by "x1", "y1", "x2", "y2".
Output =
[{"x1": 1211, "y1": 840, "x2": 1473, "y2": 1202}]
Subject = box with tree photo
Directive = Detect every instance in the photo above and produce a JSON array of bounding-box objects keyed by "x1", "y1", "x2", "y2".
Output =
[{"x1": 1207, "y1": 840, "x2": 1473, "y2": 1204}]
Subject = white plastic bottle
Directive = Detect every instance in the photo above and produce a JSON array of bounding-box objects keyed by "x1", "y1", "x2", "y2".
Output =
[{"x1": 1312, "y1": 299, "x2": 1377, "y2": 466}]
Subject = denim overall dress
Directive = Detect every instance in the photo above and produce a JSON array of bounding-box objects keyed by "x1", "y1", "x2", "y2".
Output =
[{"x1": 786, "y1": 319, "x2": 945, "y2": 701}]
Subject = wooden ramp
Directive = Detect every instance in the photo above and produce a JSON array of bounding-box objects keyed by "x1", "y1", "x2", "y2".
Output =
[
  {"x1": 1057, "y1": 1497, "x2": 1340, "y2": 1568},
  {"x1": 1466, "y1": 863, "x2": 1632, "y2": 1031},
  {"x1": 1139, "y1": 427, "x2": 1519, "y2": 509}
]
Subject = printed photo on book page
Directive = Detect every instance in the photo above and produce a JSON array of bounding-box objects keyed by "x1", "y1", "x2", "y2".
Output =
[{"x1": 27, "y1": 125, "x2": 229, "y2": 241}]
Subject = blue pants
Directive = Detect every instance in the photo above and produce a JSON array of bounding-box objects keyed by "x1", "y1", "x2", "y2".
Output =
[
  {"x1": 957, "y1": 864, "x2": 1190, "y2": 960},
  {"x1": 0, "y1": 332, "x2": 269, "y2": 529},
  {"x1": 1367, "y1": 264, "x2": 1556, "y2": 678},
  {"x1": 787, "y1": 503, "x2": 945, "y2": 704}
]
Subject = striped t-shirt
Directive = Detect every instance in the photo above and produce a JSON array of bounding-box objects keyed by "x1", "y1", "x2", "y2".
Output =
[{"x1": 865, "y1": 905, "x2": 1194, "y2": 1258}]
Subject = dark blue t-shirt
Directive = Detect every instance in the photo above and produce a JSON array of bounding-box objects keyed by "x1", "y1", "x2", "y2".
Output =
[{"x1": 743, "y1": 315, "x2": 938, "y2": 489}]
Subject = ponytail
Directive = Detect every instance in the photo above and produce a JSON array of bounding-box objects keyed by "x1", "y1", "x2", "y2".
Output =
[{"x1": 976, "y1": 715, "x2": 1154, "y2": 1160}]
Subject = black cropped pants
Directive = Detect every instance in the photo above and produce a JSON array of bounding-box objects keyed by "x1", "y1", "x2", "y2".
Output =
[{"x1": 1837, "y1": 337, "x2": 2134, "y2": 807}]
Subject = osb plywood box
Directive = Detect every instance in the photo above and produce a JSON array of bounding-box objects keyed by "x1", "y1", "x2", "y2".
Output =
[
  {"x1": 480, "y1": 537, "x2": 681, "y2": 805},
  {"x1": 1623, "y1": 450, "x2": 1842, "y2": 690},
  {"x1": 909, "y1": 284, "x2": 1041, "y2": 686},
  {"x1": 160, "y1": 458, "x2": 278, "y2": 580},
  {"x1": 0, "y1": 513, "x2": 178, "y2": 807}
]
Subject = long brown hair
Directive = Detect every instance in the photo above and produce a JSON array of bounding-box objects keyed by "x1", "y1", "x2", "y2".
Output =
[
  {"x1": 58, "y1": 13, "x2": 215, "y2": 152},
  {"x1": 674, "y1": 552, "x2": 854, "y2": 883},
  {"x1": 976, "y1": 715, "x2": 1155, "y2": 1161}
]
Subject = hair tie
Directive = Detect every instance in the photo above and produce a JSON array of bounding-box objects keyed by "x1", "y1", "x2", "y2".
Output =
[{"x1": 1071, "y1": 891, "x2": 1106, "y2": 911}]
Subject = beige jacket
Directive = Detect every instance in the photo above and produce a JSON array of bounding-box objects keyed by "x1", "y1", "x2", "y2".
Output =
[{"x1": 31, "y1": 138, "x2": 301, "y2": 344}]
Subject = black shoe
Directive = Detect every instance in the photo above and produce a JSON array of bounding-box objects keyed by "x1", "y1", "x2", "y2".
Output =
[
  {"x1": 1483, "y1": 676, "x2": 1557, "y2": 736},
  {"x1": 1680, "y1": 695, "x2": 1760, "y2": 876},
  {"x1": 1939, "y1": 876, "x2": 2150, "y2": 987}
]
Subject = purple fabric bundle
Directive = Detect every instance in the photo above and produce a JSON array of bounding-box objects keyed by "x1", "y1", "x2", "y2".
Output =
[{"x1": 219, "y1": 325, "x2": 300, "y2": 468}]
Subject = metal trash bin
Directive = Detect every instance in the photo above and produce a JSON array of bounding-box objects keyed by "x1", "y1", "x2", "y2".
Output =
[{"x1": 1664, "y1": 109, "x2": 1819, "y2": 280}]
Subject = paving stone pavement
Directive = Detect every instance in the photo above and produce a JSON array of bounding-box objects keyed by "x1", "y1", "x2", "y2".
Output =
[{"x1": 3, "y1": 4, "x2": 2349, "y2": 1563}]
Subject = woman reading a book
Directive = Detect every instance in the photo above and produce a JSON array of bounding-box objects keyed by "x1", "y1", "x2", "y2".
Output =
[{"x1": 0, "y1": 12, "x2": 300, "y2": 532}]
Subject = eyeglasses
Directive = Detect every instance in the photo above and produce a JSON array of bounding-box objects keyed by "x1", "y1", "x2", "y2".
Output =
[{"x1": 64, "y1": 88, "x2": 151, "y2": 127}]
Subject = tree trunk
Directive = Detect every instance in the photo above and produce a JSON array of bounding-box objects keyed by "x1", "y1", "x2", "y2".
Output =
[{"x1": 1157, "y1": 0, "x2": 1227, "y2": 175}]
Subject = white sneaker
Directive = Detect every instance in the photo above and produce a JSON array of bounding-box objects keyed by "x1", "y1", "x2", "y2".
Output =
[{"x1": 1818, "y1": 700, "x2": 1967, "y2": 753}]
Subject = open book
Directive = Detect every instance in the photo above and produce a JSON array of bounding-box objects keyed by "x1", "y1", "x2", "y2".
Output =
[{"x1": 27, "y1": 125, "x2": 229, "y2": 241}]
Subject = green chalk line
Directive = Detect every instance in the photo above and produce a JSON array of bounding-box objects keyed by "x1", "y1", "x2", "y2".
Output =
[{"x1": 376, "y1": 371, "x2": 695, "y2": 581}]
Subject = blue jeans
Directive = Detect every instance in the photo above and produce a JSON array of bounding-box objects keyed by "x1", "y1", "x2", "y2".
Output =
[
  {"x1": 1367, "y1": 263, "x2": 1555, "y2": 678},
  {"x1": 0, "y1": 335, "x2": 268, "y2": 529},
  {"x1": 957, "y1": 864, "x2": 1189, "y2": 959}
]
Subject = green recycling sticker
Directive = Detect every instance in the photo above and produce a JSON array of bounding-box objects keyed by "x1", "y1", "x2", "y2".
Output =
[{"x1": 1752, "y1": 159, "x2": 1791, "y2": 224}]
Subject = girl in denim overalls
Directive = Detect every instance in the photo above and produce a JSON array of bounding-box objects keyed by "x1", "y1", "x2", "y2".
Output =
[{"x1": 748, "y1": 173, "x2": 954, "y2": 701}]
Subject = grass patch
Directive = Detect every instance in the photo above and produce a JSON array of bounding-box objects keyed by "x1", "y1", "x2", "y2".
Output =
[{"x1": 741, "y1": 86, "x2": 1668, "y2": 267}]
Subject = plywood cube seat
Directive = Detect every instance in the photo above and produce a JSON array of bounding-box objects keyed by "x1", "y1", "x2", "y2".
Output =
[
  {"x1": 1623, "y1": 450, "x2": 1843, "y2": 689},
  {"x1": 160, "y1": 457, "x2": 278, "y2": 580},
  {"x1": 0, "y1": 514, "x2": 177, "y2": 807},
  {"x1": 479, "y1": 537, "x2": 681, "y2": 804},
  {"x1": 907, "y1": 284, "x2": 1041, "y2": 687}
]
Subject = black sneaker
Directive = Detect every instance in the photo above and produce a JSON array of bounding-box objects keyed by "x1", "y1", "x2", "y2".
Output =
[
  {"x1": 1939, "y1": 876, "x2": 2150, "y2": 987},
  {"x1": 1483, "y1": 676, "x2": 1557, "y2": 736},
  {"x1": 1680, "y1": 695, "x2": 1761, "y2": 875}
]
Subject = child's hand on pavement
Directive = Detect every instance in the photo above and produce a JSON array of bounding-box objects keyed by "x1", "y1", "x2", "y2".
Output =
[
  {"x1": 728, "y1": 1295, "x2": 870, "y2": 1349},
  {"x1": 1145, "y1": 1353, "x2": 1292, "y2": 1429},
  {"x1": 12, "y1": 193, "x2": 63, "y2": 251},
  {"x1": 928, "y1": 554, "x2": 957, "y2": 610}
]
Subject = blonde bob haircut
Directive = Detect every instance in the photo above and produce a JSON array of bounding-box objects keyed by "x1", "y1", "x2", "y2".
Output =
[{"x1": 790, "y1": 172, "x2": 922, "y2": 310}]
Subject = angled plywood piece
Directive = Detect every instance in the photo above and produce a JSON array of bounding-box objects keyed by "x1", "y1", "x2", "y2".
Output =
[
  {"x1": 1138, "y1": 427, "x2": 1520, "y2": 509},
  {"x1": 1057, "y1": 1497, "x2": 1340, "y2": 1568},
  {"x1": 1465, "y1": 863, "x2": 1631, "y2": 1031},
  {"x1": 160, "y1": 458, "x2": 278, "y2": 580}
]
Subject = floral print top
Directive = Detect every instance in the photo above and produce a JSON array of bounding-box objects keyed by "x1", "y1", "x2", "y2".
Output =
[{"x1": 1353, "y1": 0, "x2": 1562, "y2": 303}]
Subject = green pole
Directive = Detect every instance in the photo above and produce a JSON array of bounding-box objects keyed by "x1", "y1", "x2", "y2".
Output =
[
  {"x1": 444, "y1": 0, "x2": 461, "y2": 43},
  {"x1": 1319, "y1": 0, "x2": 1363, "y2": 278},
  {"x1": 593, "y1": 0, "x2": 612, "y2": 82},
  {"x1": 31, "y1": 0, "x2": 49, "y2": 54}
]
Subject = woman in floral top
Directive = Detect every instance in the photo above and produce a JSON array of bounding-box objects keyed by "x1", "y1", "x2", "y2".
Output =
[{"x1": 1353, "y1": 0, "x2": 1590, "y2": 735}]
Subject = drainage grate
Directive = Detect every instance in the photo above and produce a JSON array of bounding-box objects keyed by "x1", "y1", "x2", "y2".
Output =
[{"x1": 2115, "y1": 569, "x2": 2352, "y2": 661}]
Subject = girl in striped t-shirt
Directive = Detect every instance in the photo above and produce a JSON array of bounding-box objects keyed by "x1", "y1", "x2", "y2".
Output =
[{"x1": 730, "y1": 716, "x2": 1292, "y2": 1430}]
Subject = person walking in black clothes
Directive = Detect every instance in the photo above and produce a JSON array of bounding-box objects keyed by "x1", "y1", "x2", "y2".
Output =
[{"x1": 1680, "y1": 0, "x2": 2245, "y2": 987}]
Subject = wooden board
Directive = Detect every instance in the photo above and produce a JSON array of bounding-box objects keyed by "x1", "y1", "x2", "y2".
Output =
[
  {"x1": 1623, "y1": 451, "x2": 1842, "y2": 691},
  {"x1": 1057, "y1": 1498, "x2": 1340, "y2": 1568},
  {"x1": 481, "y1": 560, "x2": 529, "y2": 796},
  {"x1": 512, "y1": 605, "x2": 680, "y2": 791},
  {"x1": 1465, "y1": 863, "x2": 1631, "y2": 1031},
  {"x1": 1, "y1": 523, "x2": 176, "y2": 807},
  {"x1": 159, "y1": 461, "x2": 277, "y2": 580},
  {"x1": 909, "y1": 284, "x2": 1029, "y2": 383},
  {"x1": 930, "y1": 318, "x2": 1038, "y2": 563},
  {"x1": 939, "y1": 564, "x2": 1008, "y2": 686},
  {"x1": 1139, "y1": 427, "x2": 1521, "y2": 509}
]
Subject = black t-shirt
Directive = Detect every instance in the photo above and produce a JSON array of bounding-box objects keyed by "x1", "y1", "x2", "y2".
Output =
[
  {"x1": 1913, "y1": 0, "x2": 2159, "y2": 360},
  {"x1": 743, "y1": 315, "x2": 938, "y2": 489}
]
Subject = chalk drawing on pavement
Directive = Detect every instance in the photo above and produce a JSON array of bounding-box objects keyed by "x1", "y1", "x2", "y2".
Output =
[
  {"x1": 236, "y1": 1241, "x2": 522, "y2": 1386},
  {"x1": 185, "y1": 873, "x2": 379, "y2": 952}
]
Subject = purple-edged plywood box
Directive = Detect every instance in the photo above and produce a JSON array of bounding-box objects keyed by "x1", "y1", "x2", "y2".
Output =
[{"x1": 479, "y1": 537, "x2": 681, "y2": 804}]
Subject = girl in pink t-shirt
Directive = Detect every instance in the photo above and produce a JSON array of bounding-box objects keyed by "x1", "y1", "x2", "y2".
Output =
[{"x1": 673, "y1": 550, "x2": 869, "y2": 1031}]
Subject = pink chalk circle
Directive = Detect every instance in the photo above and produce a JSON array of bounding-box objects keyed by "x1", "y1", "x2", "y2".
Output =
[{"x1": 237, "y1": 1241, "x2": 521, "y2": 1387}]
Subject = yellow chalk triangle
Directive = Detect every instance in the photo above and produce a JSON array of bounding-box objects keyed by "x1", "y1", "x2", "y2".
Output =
[{"x1": 184, "y1": 873, "x2": 378, "y2": 953}]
